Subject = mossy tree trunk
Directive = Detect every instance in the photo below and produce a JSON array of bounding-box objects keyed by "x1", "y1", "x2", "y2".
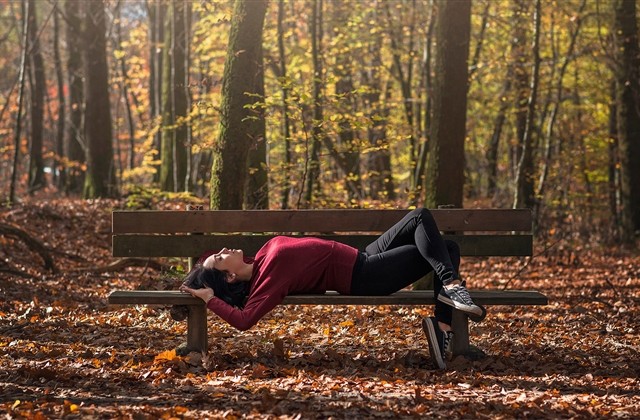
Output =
[
  {"x1": 424, "y1": 0, "x2": 471, "y2": 208},
  {"x1": 210, "y1": 0, "x2": 268, "y2": 210},
  {"x1": 83, "y1": 0, "x2": 115, "y2": 198}
]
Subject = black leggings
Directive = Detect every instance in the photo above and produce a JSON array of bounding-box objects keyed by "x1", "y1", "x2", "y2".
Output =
[{"x1": 350, "y1": 208, "x2": 459, "y2": 325}]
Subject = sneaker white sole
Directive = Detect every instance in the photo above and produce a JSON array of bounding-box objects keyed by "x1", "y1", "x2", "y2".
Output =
[
  {"x1": 422, "y1": 318, "x2": 446, "y2": 370},
  {"x1": 437, "y1": 294, "x2": 483, "y2": 316}
]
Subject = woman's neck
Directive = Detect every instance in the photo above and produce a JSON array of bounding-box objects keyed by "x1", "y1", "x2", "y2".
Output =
[{"x1": 237, "y1": 262, "x2": 254, "y2": 281}]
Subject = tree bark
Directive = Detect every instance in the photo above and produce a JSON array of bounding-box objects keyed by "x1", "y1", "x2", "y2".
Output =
[
  {"x1": 53, "y1": 3, "x2": 66, "y2": 190},
  {"x1": 210, "y1": 0, "x2": 268, "y2": 210},
  {"x1": 27, "y1": 0, "x2": 46, "y2": 193},
  {"x1": 425, "y1": 0, "x2": 471, "y2": 208},
  {"x1": 277, "y1": 0, "x2": 292, "y2": 209},
  {"x1": 64, "y1": 0, "x2": 85, "y2": 195},
  {"x1": 83, "y1": 0, "x2": 116, "y2": 198},
  {"x1": 303, "y1": 0, "x2": 323, "y2": 207},
  {"x1": 613, "y1": 0, "x2": 640, "y2": 241},
  {"x1": 535, "y1": 0, "x2": 587, "y2": 220},
  {"x1": 160, "y1": 0, "x2": 189, "y2": 192},
  {"x1": 9, "y1": 0, "x2": 31, "y2": 204},
  {"x1": 513, "y1": 0, "x2": 541, "y2": 211}
]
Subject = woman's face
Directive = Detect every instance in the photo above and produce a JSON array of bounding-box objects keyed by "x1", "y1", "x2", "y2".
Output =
[{"x1": 205, "y1": 248, "x2": 244, "y2": 281}]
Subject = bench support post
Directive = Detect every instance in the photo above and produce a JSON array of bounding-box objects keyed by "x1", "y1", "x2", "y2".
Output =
[
  {"x1": 450, "y1": 309, "x2": 470, "y2": 356},
  {"x1": 179, "y1": 304, "x2": 208, "y2": 355}
]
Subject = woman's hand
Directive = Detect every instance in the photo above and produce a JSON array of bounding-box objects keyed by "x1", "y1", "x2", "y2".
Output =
[{"x1": 180, "y1": 284, "x2": 215, "y2": 303}]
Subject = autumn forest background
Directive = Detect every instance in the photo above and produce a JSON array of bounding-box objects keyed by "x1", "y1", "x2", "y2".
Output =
[{"x1": 1, "y1": 0, "x2": 639, "y2": 418}]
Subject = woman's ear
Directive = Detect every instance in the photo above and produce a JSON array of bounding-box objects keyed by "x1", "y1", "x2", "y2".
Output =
[{"x1": 227, "y1": 272, "x2": 237, "y2": 283}]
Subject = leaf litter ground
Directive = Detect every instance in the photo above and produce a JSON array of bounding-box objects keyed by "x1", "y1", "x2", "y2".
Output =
[{"x1": 1, "y1": 199, "x2": 639, "y2": 418}]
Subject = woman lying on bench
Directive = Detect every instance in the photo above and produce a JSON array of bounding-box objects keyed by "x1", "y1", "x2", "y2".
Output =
[{"x1": 180, "y1": 207, "x2": 481, "y2": 369}]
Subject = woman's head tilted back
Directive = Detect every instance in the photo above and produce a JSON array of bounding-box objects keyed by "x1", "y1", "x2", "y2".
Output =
[{"x1": 182, "y1": 265, "x2": 249, "y2": 308}]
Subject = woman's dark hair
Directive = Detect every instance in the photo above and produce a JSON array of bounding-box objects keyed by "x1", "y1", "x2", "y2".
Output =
[{"x1": 182, "y1": 265, "x2": 250, "y2": 309}]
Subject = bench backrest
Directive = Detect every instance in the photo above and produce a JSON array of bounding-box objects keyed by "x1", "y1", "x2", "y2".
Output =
[{"x1": 112, "y1": 209, "x2": 532, "y2": 258}]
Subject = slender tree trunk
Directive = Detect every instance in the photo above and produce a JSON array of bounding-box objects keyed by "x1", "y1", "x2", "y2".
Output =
[
  {"x1": 468, "y1": 0, "x2": 490, "y2": 82},
  {"x1": 613, "y1": 0, "x2": 640, "y2": 241},
  {"x1": 160, "y1": 0, "x2": 188, "y2": 192},
  {"x1": 149, "y1": 0, "x2": 165, "y2": 183},
  {"x1": 332, "y1": 0, "x2": 361, "y2": 203},
  {"x1": 115, "y1": 5, "x2": 136, "y2": 172},
  {"x1": 608, "y1": 81, "x2": 620, "y2": 240},
  {"x1": 513, "y1": 0, "x2": 541, "y2": 211},
  {"x1": 65, "y1": 0, "x2": 85, "y2": 194},
  {"x1": 361, "y1": 5, "x2": 395, "y2": 201},
  {"x1": 385, "y1": 1, "x2": 417, "y2": 189},
  {"x1": 63, "y1": 0, "x2": 85, "y2": 194},
  {"x1": 83, "y1": 0, "x2": 116, "y2": 198},
  {"x1": 425, "y1": 0, "x2": 471, "y2": 208},
  {"x1": 27, "y1": 0, "x2": 46, "y2": 193},
  {"x1": 53, "y1": 2, "x2": 66, "y2": 189},
  {"x1": 210, "y1": 0, "x2": 268, "y2": 209},
  {"x1": 510, "y1": 0, "x2": 530, "y2": 180},
  {"x1": 534, "y1": 0, "x2": 587, "y2": 220},
  {"x1": 413, "y1": 0, "x2": 435, "y2": 200},
  {"x1": 304, "y1": 0, "x2": 323, "y2": 206},
  {"x1": 10, "y1": 0, "x2": 31, "y2": 204},
  {"x1": 278, "y1": 0, "x2": 292, "y2": 209}
]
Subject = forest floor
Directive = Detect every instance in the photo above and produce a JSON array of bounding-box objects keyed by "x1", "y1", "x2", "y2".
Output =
[{"x1": 1, "y1": 198, "x2": 639, "y2": 419}]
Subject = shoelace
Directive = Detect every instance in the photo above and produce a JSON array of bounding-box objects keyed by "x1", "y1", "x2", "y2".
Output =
[
  {"x1": 453, "y1": 284, "x2": 474, "y2": 305},
  {"x1": 443, "y1": 331, "x2": 453, "y2": 356}
]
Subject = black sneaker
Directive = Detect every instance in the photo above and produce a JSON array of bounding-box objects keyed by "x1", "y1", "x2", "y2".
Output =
[
  {"x1": 438, "y1": 281, "x2": 483, "y2": 317},
  {"x1": 422, "y1": 317, "x2": 453, "y2": 369}
]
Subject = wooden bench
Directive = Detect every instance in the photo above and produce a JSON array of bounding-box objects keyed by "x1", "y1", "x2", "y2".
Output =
[{"x1": 108, "y1": 209, "x2": 547, "y2": 357}]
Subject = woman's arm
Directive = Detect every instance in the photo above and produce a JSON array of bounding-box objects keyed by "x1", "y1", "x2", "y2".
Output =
[{"x1": 207, "y1": 287, "x2": 285, "y2": 331}]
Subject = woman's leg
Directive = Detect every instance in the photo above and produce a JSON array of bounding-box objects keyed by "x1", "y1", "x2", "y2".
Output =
[
  {"x1": 361, "y1": 208, "x2": 480, "y2": 320},
  {"x1": 351, "y1": 239, "x2": 459, "y2": 327},
  {"x1": 364, "y1": 208, "x2": 458, "y2": 285}
]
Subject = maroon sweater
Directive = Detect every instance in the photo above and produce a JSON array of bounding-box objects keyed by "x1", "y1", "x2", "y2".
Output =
[{"x1": 206, "y1": 236, "x2": 359, "y2": 331}]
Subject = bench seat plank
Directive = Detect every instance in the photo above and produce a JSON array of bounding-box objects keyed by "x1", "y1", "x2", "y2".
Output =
[
  {"x1": 113, "y1": 209, "x2": 533, "y2": 234},
  {"x1": 108, "y1": 290, "x2": 548, "y2": 306},
  {"x1": 113, "y1": 234, "x2": 533, "y2": 258}
]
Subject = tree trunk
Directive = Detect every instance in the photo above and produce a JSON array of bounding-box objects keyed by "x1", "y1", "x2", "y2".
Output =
[
  {"x1": 244, "y1": 26, "x2": 268, "y2": 209},
  {"x1": 332, "y1": 0, "x2": 361, "y2": 203},
  {"x1": 360, "y1": 7, "x2": 395, "y2": 201},
  {"x1": 277, "y1": 0, "x2": 292, "y2": 209},
  {"x1": 53, "y1": 3, "x2": 66, "y2": 190},
  {"x1": 148, "y1": 0, "x2": 165, "y2": 184},
  {"x1": 513, "y1": 0, "x2": 541, "y2": 211},
  {"x1": 386, "y1": 1, "x2": 417, "y2": 190},
  {"x1": 414, "y1": 0, "x2": 436, "y2": 200},
  {"x1": 613, "y1": 0, "x2": 640, "y2": 241},
  {"x1": 83, "y1": 0, "x2": 116, "y2": 198},
  {"x1": 115, "y1": 5, "x2": 136, "y2": 172},
  {"x1": 160, "y1": 0, "x2": 189, "y2": 192},
  {"x1": 425, "y1": 0, "x2": 471, "y2": 208},
  {"x1": 534, "y1": 0, "x2": 587, "y2": 221},
  {"x1": 303, "y1": 0, "x2": 323, "y2": 207},
  {"x1": 64, "y1": 0, "x2": 85, "y2": 195},
  {"x1": 510, "y1": 0, "x2": 530, "y2": 181},
  {"x1": 608, "y1": 81, "x2": 621, "y2": 240},
  {"x1": 27, "y1": 0, "x2": 46, "y2": 193},
  {"x1": 9, "y1": 0, "x2": 31, "y2": 204},
  {"x1": 210, "y1": 0, "x2": 268, "y2": 210}
]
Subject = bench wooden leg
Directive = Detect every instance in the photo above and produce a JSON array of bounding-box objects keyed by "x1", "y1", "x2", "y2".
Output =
[
  {"x1": 177, "y1": 304, "x2": 208, "y2": 355},
  {"x1": 450, "y1": 309, "x2": 486, "y2": 360},
  {"x1": 451, "y1": 309, "x2": 470, "y2": 356}
]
